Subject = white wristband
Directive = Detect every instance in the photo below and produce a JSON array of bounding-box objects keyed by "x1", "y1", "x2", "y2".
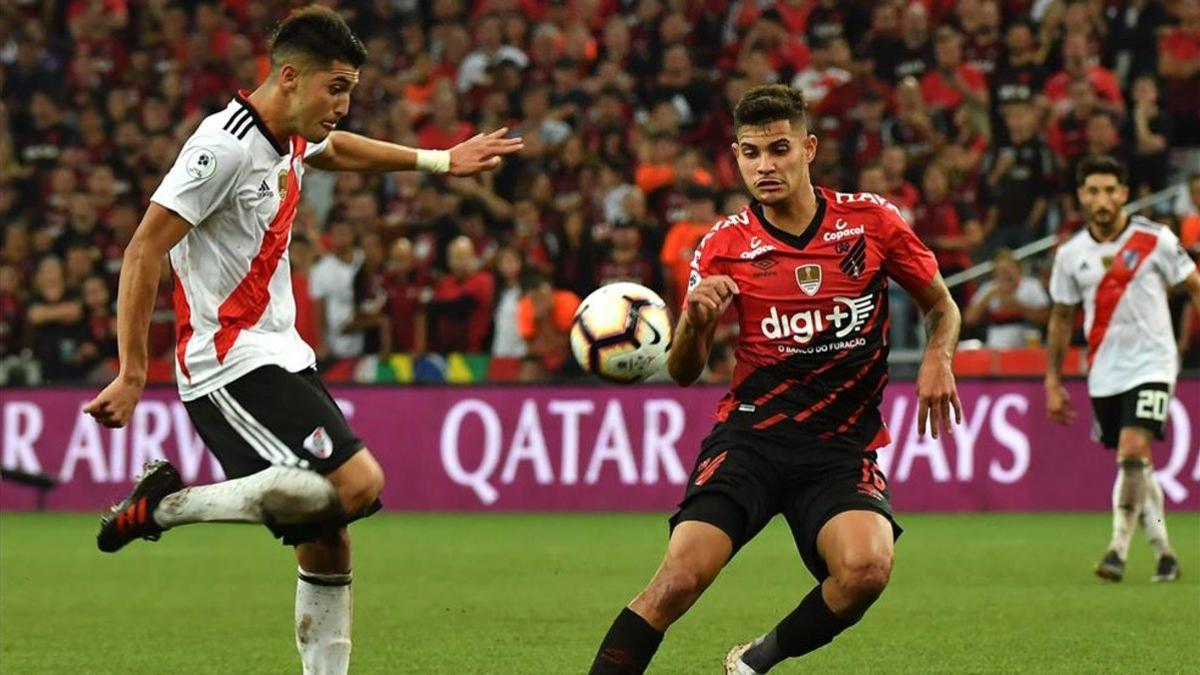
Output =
[{"x1": 414, "y1": 149, "x2": 451, "y2": 173}]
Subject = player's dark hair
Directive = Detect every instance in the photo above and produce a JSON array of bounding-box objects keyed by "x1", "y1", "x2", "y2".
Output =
[
  {"x1": 270, "y1": 6, "x2": 366, "y2": 71},
  {"x1": 1076, "y1": 154, "x2": 1128, "y2": 186},
  {"x1": 733, "y1": 85, "x2": 809, "y2": 133}
]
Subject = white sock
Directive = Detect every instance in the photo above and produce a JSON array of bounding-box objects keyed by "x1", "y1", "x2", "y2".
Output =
[
  {"x1": 1140, "y1": 467, "x2": 1174, "y2": 558},
  {"x1": 296, "y1": 567, "x2": 352, "y2": 675},
  {"x1": 1109, "y1": 459, "x2": 1149, "y2": 560},
  {"x1": 153, "y1": 466, "x2": 341, "y2": 529}
]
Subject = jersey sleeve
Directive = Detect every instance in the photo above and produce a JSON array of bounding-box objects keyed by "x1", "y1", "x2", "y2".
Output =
[
  {"x1": 1048, "y1": 246, "x2": 1080, "y2": 305},
  {"x1": 880, "y1": 204, "x2": 939, "y2": 294},
  {"x1": 150, "y1": 132, "x2": 246, "y2": 227},
  {"x1": 1155, "y1": 227, "x2": 1197, "y2": 286},
  {"x1": 683, "y1": 222, "x2": 724, "y2": 308},
  {"x1": 304, "y1": 137, "x2": 330, "y2": 159}
]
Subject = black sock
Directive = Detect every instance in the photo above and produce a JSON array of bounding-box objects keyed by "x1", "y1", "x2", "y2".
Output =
[
  {"x1": 588, "y1": 607, "x2": 664, "y2": 674},
  {"x1": 741, "y1": 585, "x2": 855, "y2": 673}
]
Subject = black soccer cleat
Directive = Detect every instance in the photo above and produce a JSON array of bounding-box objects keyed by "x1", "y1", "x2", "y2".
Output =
[
  {"x1": 1094, "y1": 550, "x2": 1125, "y2": 582},
  {"x1": 1151, "y1": 555, "x2": 1180, "y2": 583},
  {"x1": 97, "y1": 461, "x2": 183, "y2": 553}
]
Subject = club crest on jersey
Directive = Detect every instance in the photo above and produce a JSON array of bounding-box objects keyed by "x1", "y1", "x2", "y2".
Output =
[
  {"x1": 303, "y1": 426, "x2": 333, "y2": 459},
  {"x1": 1119, "y1": 249, "x2": 1140, "y2": 269},
  {"x1": 795, "y1": 264, "x2": 822, "y2": 296},
  {"x1": 278, "y1": 169, "x2": 290, "y2": 202}
]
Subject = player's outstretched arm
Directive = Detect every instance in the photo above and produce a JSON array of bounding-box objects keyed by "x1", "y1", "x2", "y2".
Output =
[
  {"x1": 304, "y1": 128, "x2": 523, "y2": 175},
  {"x1": 84, "y1": 204, "x2": 191, "y2": 428},
  {"x1": 910, "y1": 274, "x2": 964, "y2": 439},
  {"x1": 667, "y1": 275, "x2": 738, "y2": 386},
  {"x1": 1044, "y1": 302, "x2": 1077, "y2": 425}
]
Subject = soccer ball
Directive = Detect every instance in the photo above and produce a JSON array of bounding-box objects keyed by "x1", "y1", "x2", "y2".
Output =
[{"x1": 570, "y1": 282, "x2": 673, "y2": 383}]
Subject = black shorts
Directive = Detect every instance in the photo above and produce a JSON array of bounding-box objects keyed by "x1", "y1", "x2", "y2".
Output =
[
  {"x1": 1089, "y1": 382, "x2": 1171, "y2": 450},
  {"x1": 184, "y1": 365, "x2": 374, "y2": 545},
  {"x1": 668, "y1": 427, "x2": 902, "y2": 581}
]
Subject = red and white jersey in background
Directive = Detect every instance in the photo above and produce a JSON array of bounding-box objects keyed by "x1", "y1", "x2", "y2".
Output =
[
  {"x1": 150, "y1": 92, "x2": 328, "y2": 401},
  {"x1": 1049, "y1": 215, "x2": 1196, "y2": 397}
]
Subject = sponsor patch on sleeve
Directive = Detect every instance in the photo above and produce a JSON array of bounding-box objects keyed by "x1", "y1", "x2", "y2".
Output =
[{"x1": 184, "y1": 147, "x2": 217, "y2": 181}]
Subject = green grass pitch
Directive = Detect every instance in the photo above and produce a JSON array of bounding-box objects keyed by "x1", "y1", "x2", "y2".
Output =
[{"x1": 1, "y1": 512, "x2": 1197, "y2": 673}]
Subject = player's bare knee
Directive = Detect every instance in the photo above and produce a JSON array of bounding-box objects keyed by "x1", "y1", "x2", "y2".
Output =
[
  {"x1": 331, "y1": 455, "x2": 385, "y2": 516},
  {"x1": 647, "y1": 563, "x2": 711, "y2": 617},
  {"x1": 834, "y1": 552, "x2": 893, "y2": 603}
]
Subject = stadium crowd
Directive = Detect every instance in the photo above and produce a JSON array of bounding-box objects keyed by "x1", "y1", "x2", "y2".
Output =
[{"x1": 2, "y1": 0, "x2": 1200, "y2": 385}]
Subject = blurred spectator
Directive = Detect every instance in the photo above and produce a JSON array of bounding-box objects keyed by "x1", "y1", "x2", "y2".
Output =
[
  {"x1": 1122, "y1": 74, "x2": 1174, "y2": 198},
  {"x1": 792, "y1": 37, "x2": 851, "y2": 106},
  {"x1": 64, "y1": 242, "x2": 98, "y2": 293},
  {"x1": 964, "y1": 249, "x2": 1051, "y2": 348},
  {"x1": 660, "y1": 186, "x2": 718, "y2": 307},
  {"x1": 1157, "y1": 0, "x2": 1200, "y2": 147},
  {"x1": 491, "y1": 246, "x2": 528, "y2": 361},
  {"x1": 310, "y1": 221, "x2": 364, "y2": 360},
  {"x1": 982, "y1": 101, "x2": 1054, "y2": 252},
  {"x1": 887, "y1": 4, "x2": 933, "y2": 83},
  {"x1": 0, "y1": 265, "x2": 24, "y2": 357},
  {"x1": 79, "y1": 274, "x2": 117, "y2": 381},
  {"x1": 517, "y1": 271, "x2": 581, "y2": 377},
  {"x1": 1181, "y1": 174, "x2": 1200, "y2": 257},
  {"x1": 1107, "y1": 0, "x2": 1171, "y2": 84},
  {"x1": 457, "y1": 15, "x2": 530, "y2": 93},
  {"x1": 553, "y1": 210, "x2": 599, "y2": 298},
  {"x1": 991, "y1": 20, "x2": 1046, "y2": 114},
  {"x1": 920, "y1": 27, "x2": 989, "y2": 114},
  {"x1": 1044, "y1": 32, "x2": 1124, "y2": 119},
  {"x1": 596, "y1": 220, "x2": 655, "y2": 289},
  {"x1": 382, "y1": 238, "x2": 430, "y2": 356},
  {"x1": 26, "y1": 257, "x2": 86, "y2": 382},
  {"x1": 429, "y1": 236, "x2": 495, "y2": 353},
  {"x1": 348, "y1": 230, "x2": 391, "y2": 356},
  {"x1": 880, "y1": 147, "x2": 921, "y2": 218},
  {"x1": 913, "y1": 163, "x2": 982, "y2": 287},
  {"x1": 289, "y1": 235, "x2": 324, "y2": 354}
]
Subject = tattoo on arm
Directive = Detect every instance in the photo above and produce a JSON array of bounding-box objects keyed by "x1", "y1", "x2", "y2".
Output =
[
  {"x1": 925, "y1": 308, "x2": 943, "y2": 342},
  {"x1": 1046, "y1": 303, "x2": 1074, "y2": 378}
]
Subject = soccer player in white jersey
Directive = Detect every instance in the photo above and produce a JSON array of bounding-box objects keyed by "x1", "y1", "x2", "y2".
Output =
[
  {"x1": 1045, "y1": 155, "x2": 1200, "y2": 583},
  {"x1": 83, "y1": 7, "x2": 521, "y2": 673}
]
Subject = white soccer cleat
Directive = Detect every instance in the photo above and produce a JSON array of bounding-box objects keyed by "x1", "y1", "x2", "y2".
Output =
[{"x1": 724, "y1": 642, "x2": 761, "y2": 675}]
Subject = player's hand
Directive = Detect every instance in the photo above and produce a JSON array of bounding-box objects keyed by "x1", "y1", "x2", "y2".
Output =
[
  {"x1": 448, "y1": 127, "x2": 524, "y2": 176},
  {"x1": 1045, "y1": 380, "x2": 1076, "y2": 425},
  {"x1": 685, "y1": 275, "x2": 738, "y2": 329},
  {"x1": 916, "y1": 355, "x2": 962, "y2": 439},
  {"x1": 83, "y1": 377, "x2": 144, "y2": 429}
]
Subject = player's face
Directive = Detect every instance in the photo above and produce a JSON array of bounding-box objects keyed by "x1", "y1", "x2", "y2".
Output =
[
  {"x1": 1077, "y1": 174, "x2": 1128, "y2": 228},
  {"x1": 285, "y1": 60, "x2": 360, "y2": 142},
  {"x1": 732, "y1": 119, "x2": 817, "y2": 206}
]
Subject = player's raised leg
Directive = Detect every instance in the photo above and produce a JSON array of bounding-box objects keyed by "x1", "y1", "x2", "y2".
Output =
[
  {"x1": 733, "y1": 511, "x2": 893, "y2": 674},
  {"x1": 588, "y1": 517, "x2": 733, "y2": 674}
]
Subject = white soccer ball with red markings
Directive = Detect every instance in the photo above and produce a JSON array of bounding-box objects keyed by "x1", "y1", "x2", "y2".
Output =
[{"x1": 570, "y1": 282, "x2": 673, "y2": 383}]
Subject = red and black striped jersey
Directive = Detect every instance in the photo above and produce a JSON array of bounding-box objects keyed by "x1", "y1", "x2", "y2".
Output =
[{"x1": 688, "y1": 187, "x2": 939, "y2": 453}]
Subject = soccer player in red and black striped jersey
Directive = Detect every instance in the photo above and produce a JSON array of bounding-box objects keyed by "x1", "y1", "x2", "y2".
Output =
[{"x1": 588, "y1": 85, "x2": 964, "y2": 675}]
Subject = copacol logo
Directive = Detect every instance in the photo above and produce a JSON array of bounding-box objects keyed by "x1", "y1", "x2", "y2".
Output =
[{"x1": 760, "y1": 294, "x2": 875, "y2": 344}]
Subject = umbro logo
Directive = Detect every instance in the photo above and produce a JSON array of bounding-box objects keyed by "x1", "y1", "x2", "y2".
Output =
[{"x1": 257, "y1": 180, "x2": 272, "y2": 198}]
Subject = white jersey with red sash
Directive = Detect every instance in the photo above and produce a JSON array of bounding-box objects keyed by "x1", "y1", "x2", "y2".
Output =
[
  {"x1": 1049, "y1": 215, "x2": 1196, "y2": 397},
  {"x1": 150, "y1": 91, "x2": 329, "y2": 401}
]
